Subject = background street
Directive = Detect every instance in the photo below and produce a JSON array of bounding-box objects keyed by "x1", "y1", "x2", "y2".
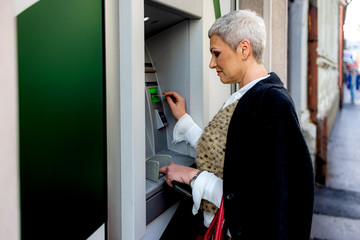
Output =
[{"x1": 311, "y1": 87, "x2": 360, "y2": 240}]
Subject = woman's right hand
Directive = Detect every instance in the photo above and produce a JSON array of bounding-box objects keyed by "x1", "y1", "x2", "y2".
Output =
[
  {"x1": 163, "y1": 91, "x2": 186, "y2": 120},
  {"x1": 159, "y1": 162, "x2": 200, "y2": 187}
]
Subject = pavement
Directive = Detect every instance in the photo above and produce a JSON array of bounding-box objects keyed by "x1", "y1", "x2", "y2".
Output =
[{"x1": 310, "y1": 87, "x2": 360, "y2": 240}]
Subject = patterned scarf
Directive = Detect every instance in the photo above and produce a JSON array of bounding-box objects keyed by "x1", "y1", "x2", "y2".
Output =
[{"x1": 195, "y1": 100, "x2": 239, "y2": 214}]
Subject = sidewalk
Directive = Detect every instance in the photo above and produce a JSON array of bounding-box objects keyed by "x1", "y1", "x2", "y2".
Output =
[{"x1": 310, "y1": 87, "x2": 360, "y2": 240}]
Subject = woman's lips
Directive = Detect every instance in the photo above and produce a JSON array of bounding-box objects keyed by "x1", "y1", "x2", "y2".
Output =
[{"x1": 217, "y1": 71, "x2": 222, "y2": 76}]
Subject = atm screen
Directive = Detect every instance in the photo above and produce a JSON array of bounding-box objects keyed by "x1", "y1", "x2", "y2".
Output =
[{"x1": 149, "y1": 87, "x2": 161, "y2": 103}]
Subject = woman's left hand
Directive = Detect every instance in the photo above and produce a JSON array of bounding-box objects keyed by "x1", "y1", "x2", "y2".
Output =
[{"x1": 159, "y1": 162, "x2": 200, "y2": 187}]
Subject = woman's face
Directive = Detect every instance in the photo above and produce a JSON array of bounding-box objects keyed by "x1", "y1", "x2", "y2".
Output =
[{"x1": 209, "y1": 35, "x2": 244, "y2": 85}]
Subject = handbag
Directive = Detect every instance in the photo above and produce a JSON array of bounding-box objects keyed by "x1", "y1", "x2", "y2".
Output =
[{"x1": 197, "y1": 198, "x2": 225, "y2": 240}]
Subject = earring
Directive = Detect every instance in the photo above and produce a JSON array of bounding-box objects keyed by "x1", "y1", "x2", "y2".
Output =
[{"x1": 242, "y1": 55, "x2": 246, "y2": 59}]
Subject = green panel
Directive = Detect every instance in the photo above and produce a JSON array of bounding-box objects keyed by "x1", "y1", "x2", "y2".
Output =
[
  {"x1": 213, "y1": 0, "x2": 221, "y2": 19},
  {"x1": 17, "y1": 0, "x2": 106, "y2": 239}
]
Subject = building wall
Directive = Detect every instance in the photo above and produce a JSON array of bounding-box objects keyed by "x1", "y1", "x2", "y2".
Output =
[
  {"x1": 288, "y1": 0, "x2": 309, "y2": 116},
  {"x1": 270, "y1": 0, "x2": 288, "y2": 84},
  {"x1": 240, "y1": 0, "x2": 264, "y2": 15},
  {"x1": 240, "y1": 0, "x2": 288, "y2": 83},
  {"x1": 288, "y1": 0, "x2": 317, "y2": 166},
  {"x1": 317, "y1": 0, "x2": 340, "y2": 136},
  {"x1": 0, "y1": 1, "x2": 20, "y2": 239}
]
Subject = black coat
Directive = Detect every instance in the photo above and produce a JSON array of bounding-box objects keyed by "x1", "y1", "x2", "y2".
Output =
[{"x1": 223, "y1": 73, "x2": 314, "y2": 239}]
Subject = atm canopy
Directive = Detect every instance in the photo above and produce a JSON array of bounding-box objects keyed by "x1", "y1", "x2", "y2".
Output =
[{"x1": 144, "y1": 0, "x2": 202, "y2": 39}]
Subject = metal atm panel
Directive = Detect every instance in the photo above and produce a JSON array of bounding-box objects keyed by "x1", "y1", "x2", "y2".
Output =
[
  {"x1": 144, "y1": 43, "x2": 194, "y2": 223},
  {"x1": 144, "y1": 0, "x2": 202, "y2": 224},
  {"x1": 145, "y1": 73, "x2": 168, "y2": 155}
]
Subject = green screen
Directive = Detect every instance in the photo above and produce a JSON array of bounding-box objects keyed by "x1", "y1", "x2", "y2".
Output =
[
  {"x1": 17, "y1": 0, "x2": 106, "y2": 238},
  {"x1": 149, "y1": 87, "x2": 161, "y2": 103}
]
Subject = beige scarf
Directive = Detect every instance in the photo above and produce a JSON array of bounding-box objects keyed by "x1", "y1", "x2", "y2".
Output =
[{"x1": 195, "y1": 100, "x2": 239, "y2": 214}]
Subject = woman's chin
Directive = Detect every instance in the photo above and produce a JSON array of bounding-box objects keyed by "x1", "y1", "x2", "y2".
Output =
[
  {"x1": 219, "y1": 77, "x2": 227, "y2": 84},
  {"x1": 219, "y1": 78, "x2": 232, "y2": 84}
]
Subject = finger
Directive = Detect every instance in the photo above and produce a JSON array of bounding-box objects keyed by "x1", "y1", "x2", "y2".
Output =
[
  {"x1": 163, "y1": 91, "x2": 183, "y2": 101},
  {"x1": 165, "y1": 94, "x2": 176, "y2": 105},
  {"x1": 159, "y1": 165, "x2": 168, "y2": 174},
  {"x1": 163, "y1": 163, "x2": 175, "y2": 187},
  {"x1": 163, "y1": 91, "x2": 178, "y2": 96},
  {"x1": 166, "y1": 177, "x2": 173, "y2": 187},
  {"x1": 163, "y1": 93, "x2": 178, "y2": 104}
]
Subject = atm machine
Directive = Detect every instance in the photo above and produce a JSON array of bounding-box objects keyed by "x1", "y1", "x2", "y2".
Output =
[
  {"x1": 144, "y1": 46, "x2": 194, "y2": 224},
  {"x1": 144, "y1": 1, "x2": 202, "y2": 226}
]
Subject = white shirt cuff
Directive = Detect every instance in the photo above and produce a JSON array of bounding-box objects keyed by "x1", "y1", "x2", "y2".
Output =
[
  {"x1": 173, "y1": 114, "x2": 202, "y2": 149},
  {"x1": 203, "y1": 211, "x2": 215, "y2": 227},
  {"x1": 191, "y1": 171, "x2": 223, "y2": 216}
]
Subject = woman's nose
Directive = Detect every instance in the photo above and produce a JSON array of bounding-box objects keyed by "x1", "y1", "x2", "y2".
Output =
[{"x1": 209, "y1": 56, "x2": 216, "y2": 69}]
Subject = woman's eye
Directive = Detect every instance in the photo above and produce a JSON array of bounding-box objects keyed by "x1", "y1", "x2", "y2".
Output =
[{"x1": 214, "y1": 52, "x2": 220, "y2": 57}]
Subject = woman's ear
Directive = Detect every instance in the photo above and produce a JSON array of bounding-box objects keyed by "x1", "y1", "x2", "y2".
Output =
[{"x1": 237, "y1": 39, "x2": 250, "y2": 59}]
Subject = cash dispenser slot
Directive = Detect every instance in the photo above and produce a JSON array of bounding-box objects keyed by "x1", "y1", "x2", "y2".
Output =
[
  {"x1": 146, "y1": 154, "x2": 171, "y2": 182},
  {"x1": 144, "y1": 44, "x2": 194, "y2": 224}
]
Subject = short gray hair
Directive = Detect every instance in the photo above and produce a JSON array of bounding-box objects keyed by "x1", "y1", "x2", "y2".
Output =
[{"x1": 208, "y1": 10, "x2": 266, "y2": 63}]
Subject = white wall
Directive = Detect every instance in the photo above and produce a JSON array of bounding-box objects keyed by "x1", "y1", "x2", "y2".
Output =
[
  {"x1": 107, "y1": 0, "x2": 146, "y2": 239},
  {"x1": 203, "y1": 0, "x2": 232, "y2": 123},
  {"x1": 15, "y1": 0, "x2": 39, "y2": 15},
  {"x1": 119, "y1": 0, "x2": 146, "y2": 238},
  {"x1": 0, "y1": 0, "x2": 20, "y2": 239}
]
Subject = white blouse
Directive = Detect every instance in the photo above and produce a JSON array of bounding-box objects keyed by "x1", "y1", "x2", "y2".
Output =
[{"x1": 172, "y1": 75, "x2": 269, "y2": 227}]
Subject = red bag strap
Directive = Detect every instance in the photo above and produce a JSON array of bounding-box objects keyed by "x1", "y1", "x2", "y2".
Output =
[
  {"x1": 214, "y1": 198, "x2": 225, "y2": 240},
  {"x1": 203, "y1": 198, "x2": 224, "y2": 240}
]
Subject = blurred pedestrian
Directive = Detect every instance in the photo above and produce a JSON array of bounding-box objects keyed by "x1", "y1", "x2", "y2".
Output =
[{"x1": 349, "y1": 69, "x2": 358, "y2": 103}]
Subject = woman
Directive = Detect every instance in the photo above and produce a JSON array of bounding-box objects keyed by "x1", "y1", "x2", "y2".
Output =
[
  {"x1": 160, "y1": 10, "x2": 314, "y2": 239},
  {"x1": 349, "y1": 69, "x2": 358, "y2": 103}
]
